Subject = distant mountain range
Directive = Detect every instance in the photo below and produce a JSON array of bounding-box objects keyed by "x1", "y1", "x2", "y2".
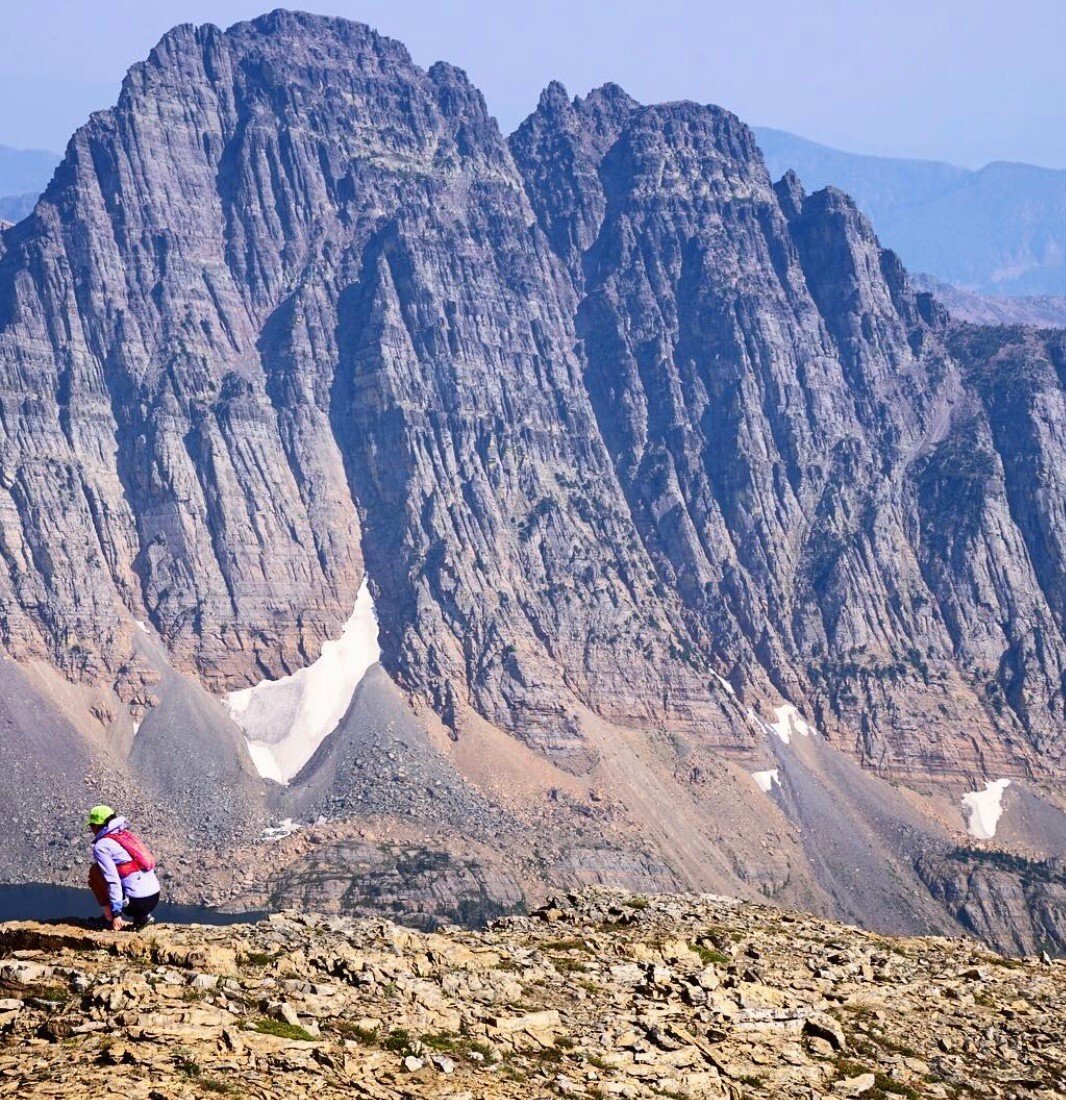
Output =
[
  {"x1": 911, "y1": 274, "x2": 1066, "y2": 329},
  {"x1": 0, "y1": 193, "x2": 40, "y2": 224},
  {"x1": 0, "y1": 145, "x2": 60, "y2": 193},
  {"x1": 756, "y1": 127, "x2": 1066, "y2": 297},
  {"x1": 0, "y1": 145, "x2": 60, "y2": 225}
]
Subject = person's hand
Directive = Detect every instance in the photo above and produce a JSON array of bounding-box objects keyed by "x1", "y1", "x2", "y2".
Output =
[{"x1": 111, "y1": 915, "x2": 126, "y2": 931}]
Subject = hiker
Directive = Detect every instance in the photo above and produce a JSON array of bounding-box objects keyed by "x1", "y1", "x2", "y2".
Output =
[{"x1": 87, "y1": 806, "x2": 160, "y2": 930}]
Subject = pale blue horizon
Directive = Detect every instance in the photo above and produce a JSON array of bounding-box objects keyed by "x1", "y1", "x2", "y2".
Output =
[{"x1": 1, "y1": 0, "x2": 1064, "y2": 171}]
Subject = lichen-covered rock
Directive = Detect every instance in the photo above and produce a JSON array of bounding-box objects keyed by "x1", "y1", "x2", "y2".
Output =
[{"x1": 0, "y1": 888, "x2": 1062, "y2": 1098}]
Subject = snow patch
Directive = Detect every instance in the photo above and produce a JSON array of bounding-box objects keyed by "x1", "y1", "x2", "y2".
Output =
[
  {"x1": 245, "y1": 740, "x2": 286, "y2": 785},
  {"x1": 961, "y1": 778, "x2": 1011, "y2": 840},
  {"x1": 226, "y1": 579, "x2": 381, "y2": 785},
  {"x1": 751, "y1": 768, "x2": 779, "y2": 794},
  {"x1": 713, "y1": 672, "x2": 736, "y2": 697},
  {"x1": 261, "y1": 818, "x2": 300, "y2": 842},
  {"x1": 134, "y1": 620, "x2": 150, "y2": 634},
  {"x1": 765, "y1": 704, "x2": 814, "y2": 745}
]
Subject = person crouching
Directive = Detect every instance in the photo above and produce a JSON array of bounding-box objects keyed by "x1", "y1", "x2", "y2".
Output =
[{"x1": 86, "y1": 805, "x2": 161, "y2": 930}]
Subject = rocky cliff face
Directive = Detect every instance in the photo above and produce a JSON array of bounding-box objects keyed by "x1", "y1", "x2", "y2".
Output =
[
  {"x1": 0, "y1": 12, "x2": 1063, "y2": 947},
  {"x1": 917, "y1": 848, "x2": 1066, "y2": 957},
  {"x1": 0, "y1": 11, "x2": 1061, "y2": 777},
  {"x1": 0, "y1": 889, "x2": 1063, "y2": 1099},
  {"x1": 0, "y1": 13, "x2": 735, "y2": 763},
  {"x1": 513, "y1": 91, "x2": 1065, "y2": 779}
]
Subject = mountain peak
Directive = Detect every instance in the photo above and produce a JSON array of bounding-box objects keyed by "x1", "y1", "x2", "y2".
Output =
[
  {"x1": 0, "y1": 9, "x2": 1062, "y2": 961},
  {"x1": 758, "y1": 127, "x2": 1066, "y2": 294},
  {"x1": 538, "y1": 78, "x2": 570, "y2": 109},
  {"x1": 773, "y1": 168, "x2": 806, "y2": 218},
  {"x1": 582, "y1": 81, "x2": 639, "y2": 110}
]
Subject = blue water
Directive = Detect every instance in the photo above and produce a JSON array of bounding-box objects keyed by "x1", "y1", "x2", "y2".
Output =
[{"x1": 0, "y1": 883, "x2": 262, "y2": 925}]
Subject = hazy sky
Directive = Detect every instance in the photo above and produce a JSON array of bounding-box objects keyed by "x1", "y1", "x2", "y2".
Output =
[{"x1": 2, "y1": 0, "x2": 1064, "y2": 169}]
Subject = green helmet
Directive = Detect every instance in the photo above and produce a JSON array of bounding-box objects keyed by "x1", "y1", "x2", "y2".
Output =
[{"x1": 87, "y1": 805, "x2": 115, "y2": 827}]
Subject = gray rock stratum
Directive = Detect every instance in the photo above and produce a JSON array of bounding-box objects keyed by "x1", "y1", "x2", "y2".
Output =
[{"x1": 0, "y1": 12, "x2": 1062, "y2": 951}]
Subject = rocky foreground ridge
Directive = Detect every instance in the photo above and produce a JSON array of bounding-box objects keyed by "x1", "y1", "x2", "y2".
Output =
[{"x1": 0, "y1": 889, "x2": 1062, "y2": 1099}]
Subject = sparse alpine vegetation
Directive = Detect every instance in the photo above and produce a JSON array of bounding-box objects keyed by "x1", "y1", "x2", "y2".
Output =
[{"x1": 0, "y1": 888, "x2": 1060, "y2": 1098}]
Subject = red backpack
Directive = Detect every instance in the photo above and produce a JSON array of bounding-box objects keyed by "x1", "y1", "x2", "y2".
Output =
[{"x1": 108, "y1": 829, "x2": 157, "y2": 876}]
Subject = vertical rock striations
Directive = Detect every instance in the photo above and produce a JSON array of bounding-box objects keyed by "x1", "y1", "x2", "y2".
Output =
[
  {"x1": 512, "y1": 91, "x2": 1065, "y2": 777},
  {"x1": 0, "y1": 12, "x2": 1061, "y2": 790}
]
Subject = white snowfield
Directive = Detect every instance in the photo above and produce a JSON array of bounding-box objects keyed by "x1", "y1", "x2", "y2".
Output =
[
  {"x1": 749, "y1": 703, "x2": 814, "y2": 745},
  {"x1": 752, "y1": 768, "x2": 780, "y2": 794},
  {"x1": 225, "y1": 579, "x2": 381, "y2": 785},
  {"x1": 244, "y1": 741, "x2": 286, "y2": 785},
  {"x1": 961, "y1": 778, "x2": 1012, "y2": 840}
]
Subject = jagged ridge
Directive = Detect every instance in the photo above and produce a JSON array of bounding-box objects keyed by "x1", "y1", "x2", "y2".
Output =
[
  {"x1": 0, "y1": 13, "x2": 1064, "y2": 958},
  {"x1": 0, "y1": 12, "x2": 1062, "y2": 777}
]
